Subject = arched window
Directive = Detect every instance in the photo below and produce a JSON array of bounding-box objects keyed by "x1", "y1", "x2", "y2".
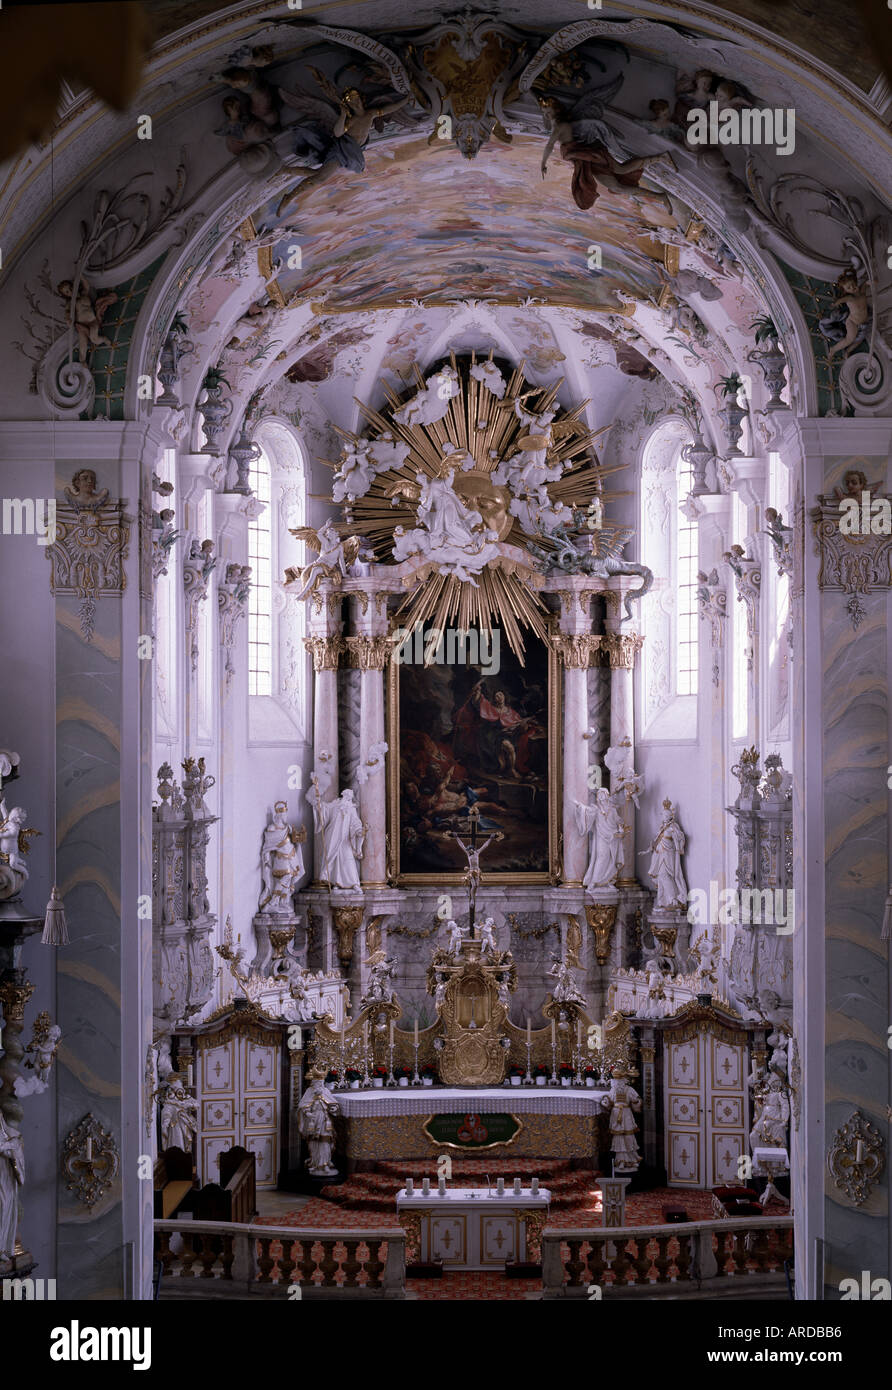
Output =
[
  {"x1": 248, "y1": 420, "x2": 308, "y2": 739},
  {"x1": 675, "y1": 449, "x2": 699, "y2": 698},
  {"x1": 248, "y1": 446, "x2": 272, "y2": 697},
  {"x1": 639, "y1": 418, "x2": 699, "y2": 739}
]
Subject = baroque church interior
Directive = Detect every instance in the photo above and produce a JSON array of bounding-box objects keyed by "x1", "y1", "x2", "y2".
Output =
[{"x1": 0, "y1": 0, "x2": 891, "y2": 1335}]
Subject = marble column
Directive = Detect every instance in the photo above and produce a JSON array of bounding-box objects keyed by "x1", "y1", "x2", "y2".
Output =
[
  {"x1": 601, "y1": 618, "x2": 644, "y2": 886},
  {"x1": 346, "y1": 611, "x2": 391, "y2": 890},
  {"x1": 551, "y1": 607, "x2": 602, "y2": 888},
  {"x1": 304, "y1": 595, "x2": 344, "y2": 881}
]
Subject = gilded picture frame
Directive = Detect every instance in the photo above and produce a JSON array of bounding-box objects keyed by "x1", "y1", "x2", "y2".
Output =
[{"x1": 386, "y1": 626, "x2": 562, "y2": 886}]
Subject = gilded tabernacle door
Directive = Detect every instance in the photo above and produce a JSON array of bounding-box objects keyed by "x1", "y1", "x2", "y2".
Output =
[{"x1": 387, "y1": 624, "x2": 561, "y2": 884}]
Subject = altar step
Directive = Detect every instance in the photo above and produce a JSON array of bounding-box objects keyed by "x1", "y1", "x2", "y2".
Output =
[{"x1": 321, "y1": 1159, "x2": 597, "y2": 1213}]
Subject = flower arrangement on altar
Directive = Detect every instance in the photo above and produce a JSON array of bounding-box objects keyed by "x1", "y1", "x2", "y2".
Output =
[
  {"x1": 558, "y1": 1063, "x2": 574, "y2": 1087},
  {"x1": 421, "y1": 1063, "x2": 437, "y2": 1087},
  {"x1": 345, "y1": 1067, "x2": 362, "y2": 1088},
  {"x1": 534, "y1": 1064, "x2": 549, "y2": 1085},
  {"x1": 372, "y1": 1065, "x2": 387, "y2": 1088}
]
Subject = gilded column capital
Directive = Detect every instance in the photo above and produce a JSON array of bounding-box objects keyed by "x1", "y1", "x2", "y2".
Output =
[
  {"x1": 0, "y1": 979, "x2": 35, "y2": 1022},
  {"x1": 601, "y1": 632, "x2": 644, "y2": 669},
  {"x1": 304, "y1": 635, "x2": 345, "y2": 672},
  {"x1": 345, "y1": 634, "x2": 392, "y2": 671},
  {"x1": 550, "y1": 633, "x2": 602, "y2": 669}
]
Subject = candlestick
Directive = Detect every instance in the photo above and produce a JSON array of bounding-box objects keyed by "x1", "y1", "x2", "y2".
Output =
[
  {"x1": 513, "y1": 1177, "x2": 522, "y2": 1195},
  {"x1": 550, "y1": 1022, "x2": 558, "y2": 1084},
  {"x1": 386, "y1": 1038, "x2": 396, "y2": 1087},
  {"x1": 410, "y1": 1039, "x2": 421, "y2": 1086},
  {"x1": 523, "y1": 1037, "x2": 533, "y2": 1085}
]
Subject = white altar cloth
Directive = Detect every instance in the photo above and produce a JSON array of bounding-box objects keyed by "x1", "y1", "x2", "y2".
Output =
[
  {"x1": 337, "y1": 1086, "x2": 607, "y2": 1117},
  {"x1": 397, "y1": 1187, "x2": 551, "y2": 1270}
]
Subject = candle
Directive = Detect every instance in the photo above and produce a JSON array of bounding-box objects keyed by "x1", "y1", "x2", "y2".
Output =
[
  {"x1": 389, "y1": 1020, "x2": 394, "y2": 1045},
  {"x1": 531, "y1": 1176, "x2": 539, "y2": 1195},
  {"x1": 438, "y1": 1176, "x2": 446, "y2": 1196},
  {"x1": 577, "y1": 1018, "x2": 582, "y2": 1047},
  {"x1": 422, "y1": 1178, "x2": 430, "y2": 1195},
  {"x1": 551, "y1": 1020, "x2": 556, "y2": 1046},
  {"x1": 497, "y1": 1177, "x2": 505, "y2": 1196},
  {"x1": 414, "y1": 1018, "x2": 418, "y2": 1045},
  {"x1": 513, "y1": 1177, "x2": 522, "y2": 1195},
  {"x1": 526, "y1": 1017, "x2": 531, "y2": 1046},
  {"x1": 855, "y1": 1140, "x2": 865, "y2": 1164},
  {"x1": 85, "y1": 1137, "x2": 93, "y2": 1162},
  {"x1": 405, "y1": 1177, "x2": 413, "y2": 1195},
  {"x1": 187, "y1": 1063, "x2": 193, "y2": 1088}
]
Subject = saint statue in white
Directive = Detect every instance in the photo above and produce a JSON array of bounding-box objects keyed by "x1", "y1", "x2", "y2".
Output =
[
  {"x1": 601, "y1": 1071, "x2": 643, "y2": 1174},
  {"x1": 259, "y1": 801, "x2": 306, "y2": 914},
  {"x1": 298, "y1": 1072, "x2": 340, "y2": 1177},
  {"x1": 391, "y1": 470, "x2": 500, "y2": 584},
  {"x1": 311, "y1": 785, "x2": 365, "y2": 890},
  {"x1": 750, "y1": 1075, "x2": 790, "y2": 1153},
  {"x1": 0, "y1": 1112, "x2": 25, "y2": 1262},
  {"x1": 645, "y1": 799, "x2": 688, "y2": 909},
  {"x1": 575, "y1": 789, "x2": 624, "y2": 891},
  {"x1": 639, "y1": 959, "x2": 668, "y2": 1020},
  {"x1": 160, "y1": 1081, "x2": 199, "y2": 1153},
  {"x1": 362, "y1": 949, "x2": 395, "y2": 1007}
]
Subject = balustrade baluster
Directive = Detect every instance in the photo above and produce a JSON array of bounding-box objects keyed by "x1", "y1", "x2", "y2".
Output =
[
  {"x1": 674, "y1": 1233, "x2": 693, "y2": 1282},
  {"x1": 156, "y1": 1230, "x2": 174, "y2": 1276},
  {"x1": 587, "y1": 1237, "x2": 607, "y2": 1286},
  {"x1": 652, "y1": 1235, "x2": 671, "y2": 1284},
  {"x1": 178, "y1": 1233, "x2": 199, "y2": 1278},
  {"x1": 198, "y1": 1234, "x2": 220, "y2": 1278},
  {"x1": 256, "y1": 1237, "x2": 276, "y2": 1283},
  {"x1": 277, "y1": 1238, "x2": 296, "y2": 1287},
  {"x1": 611, "y1": 1236, "x2": 633, "y2": 1286},
  {"x1": 565, "y1": 1239, "x2": 586, "y2": 1286},
  {"x1": 318, "y1": 1239, "x2": 340, "y2": 1287},
  {"x1": 296, "y1": 1238, "x2": 316, "y2": 1288},
  {"x1": 364, "y1": 1239, "x2": 384, "y2": 1288},
  {"x1": 342, "y1": 1239, "x2": 362, "y2": 1287},
  {"x1": 219, "y1": 1234, "x2": 235, "y2": 1280}
]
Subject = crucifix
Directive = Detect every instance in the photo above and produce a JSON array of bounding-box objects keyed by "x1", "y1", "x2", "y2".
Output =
[{"x1": 448, "y1": 805, "x2": 503, "y2": 939}]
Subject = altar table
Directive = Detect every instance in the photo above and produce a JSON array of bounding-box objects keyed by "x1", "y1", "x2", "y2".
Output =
[
  {"x1": 332, "y1": 1086, "x2": 608, "y2": 1162},
  {"x1": 397, "y1": 1186, "x2": 551, "y2": 1270}
]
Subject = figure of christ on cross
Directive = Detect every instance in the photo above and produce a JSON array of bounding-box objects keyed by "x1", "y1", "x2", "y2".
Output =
[{"x1": 447, "y1": 805, "x2": 503, "y2": 937}]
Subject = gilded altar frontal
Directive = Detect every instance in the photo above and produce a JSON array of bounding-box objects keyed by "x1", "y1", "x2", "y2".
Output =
[{"x1": 0, "y1": 0, "x2": 888, "y2": 1345}]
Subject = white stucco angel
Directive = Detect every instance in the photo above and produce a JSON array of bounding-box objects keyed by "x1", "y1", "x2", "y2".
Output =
[
  {"x1": 479, "y1": 916, "x2": 498, "y2": 955},
  {"x1": 355, "y1": 741, "x2": 388, "y2": 785},
  {"x1": 332, "y1": 438, "x2": 376, "y2": 503},
  {"x1": 575, "y1": 788, "x2": 624, "y2": 891},
  {"x1": 362, "y1": 949, "x2": 396, "y2": 1007},
  {"x1": 311, "y1": 785, "x2": 365, "y2": 890},
  {"x1": 0, "y1": 796, "x2": 37, "y2": 900},
  {"x1": 508, "y1": 491, "x2": 573, "y2": 537},
  {"x1": 644, "y1": 799, "x2": 688, "y2": 909},
  {"x1": 285, "y1": 521, "x2": 361, "y2": 600},
  {"x1": 469, "y1": 359, "x2": 507, "y2": 398},
  {"x1": 604, "y1": 741, "x2": 645, "y2": 808},
  {"x1": 446, "y1": 918, "x2": 465, "y2": 958},
  {"x1": 259, "y1": 801, "x2": 306, "y2": 914},
  {"x1": 393, "y1": 365, "x2": 460, "y2": 427},
  {"x1": 548, "y1": 955, "x2": 586, "y2": 1007},
  {"x1": 750, "y1": 1075, "x2": 790, "y2": 1152},
  {"x1": 367, "y1": 431, "x2": 411, "y2": 473},
  {"x1": 14, "y1": 1016, "x2": 62, "y2": 1097}
]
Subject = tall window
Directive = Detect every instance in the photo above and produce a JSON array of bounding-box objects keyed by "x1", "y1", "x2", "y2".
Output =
[
  {"x1": 731, "y1": 491, "x2": 749, "y2": 740},
  {"x1": 248, "y1": 447, "x2": 272, "y2": 696},
  {"x1": 675, "y1": 451, "x2": 699, "y2": 696}
]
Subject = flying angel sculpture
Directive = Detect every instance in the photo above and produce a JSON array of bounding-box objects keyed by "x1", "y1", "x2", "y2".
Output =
[
  {"x1": 538, "y1": 76, "x2": 666, "y2": 212},
  {"x1": 284, "y1": 520, "x2": 361, "y2": 600}
]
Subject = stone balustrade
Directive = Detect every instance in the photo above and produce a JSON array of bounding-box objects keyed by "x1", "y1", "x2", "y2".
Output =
[
  {"x1": 154, "y1": 1220, "x2": 406, "y2": 1299},
  {"x1": 541, "y1": 1216, "x2": 793, "y2": 1298}
]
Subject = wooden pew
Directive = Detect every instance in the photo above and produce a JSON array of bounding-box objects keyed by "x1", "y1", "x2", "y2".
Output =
[
  {"x1": 192, "y1": 1145, "x2": 257, "y2": 1224},
  {"x1": 153, "y1": 1146, "x2": 195, "y2": 1219}
]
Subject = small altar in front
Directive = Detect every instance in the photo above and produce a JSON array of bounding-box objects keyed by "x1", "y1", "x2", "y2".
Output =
[{"x1": 397, "y1": 1184, "x2": 551, "y2": 1270}]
